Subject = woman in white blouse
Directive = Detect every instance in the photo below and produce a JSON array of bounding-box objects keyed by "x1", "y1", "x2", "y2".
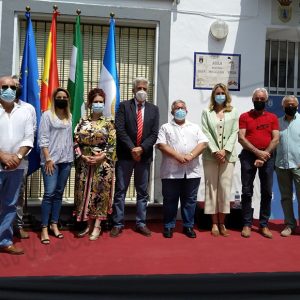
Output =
[{"x1": 38, "y1": 88, "x2": 73, "y2": 244}]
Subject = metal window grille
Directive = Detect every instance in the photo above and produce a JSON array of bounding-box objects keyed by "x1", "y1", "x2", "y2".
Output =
[
  {"x1": 19, "y1": 18, "x2": 156, "y2": 203},
  {"x1": 264, "y1": 39, "x2": 299, "y2": 95}
]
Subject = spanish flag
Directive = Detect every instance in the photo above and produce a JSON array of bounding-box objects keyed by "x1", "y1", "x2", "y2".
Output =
[{"x1": 40, "y1": 10, "x2": 59, "y2": 112}]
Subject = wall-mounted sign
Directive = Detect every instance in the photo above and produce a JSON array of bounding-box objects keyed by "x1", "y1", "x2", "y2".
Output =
[{"x1": 193, "y1": 52, "x2": 241, "y2": 91}]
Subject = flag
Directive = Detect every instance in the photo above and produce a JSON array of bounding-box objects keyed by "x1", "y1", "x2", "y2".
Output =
[
  {"x1": 40, "y1": 10, "x2": 59, "y2": 112},
  {"x1": 99, "y1": 16, "x2": 120, "y2": 117},
  {"x1": 67, "y1": 14, "x2": 84, "y2": 131},
  {"x1": 20, "y1": 10, "x2": 41, "y2": 175}
]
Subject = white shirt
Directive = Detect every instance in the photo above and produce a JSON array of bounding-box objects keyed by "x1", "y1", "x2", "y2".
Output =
[
  {"x1": 18, "y1": 100, "x2": 37, "y2": 133},
  {"x1": 156, "y1": 119, "x2": 208, "y2": 179},
  {"x1": 0, "y1": 103, "x2": 34, "y2": 171},
  {"x1": 38, "y1": 110, "x2": 74, "y2": 164},
  {"x1": 134, "y1": 99, "x2": 145, "y2": 121}
]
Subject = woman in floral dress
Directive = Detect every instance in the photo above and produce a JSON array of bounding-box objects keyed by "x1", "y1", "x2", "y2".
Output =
[{"x1": 74, "y1": 88, "x2": 116, "y2": 241}]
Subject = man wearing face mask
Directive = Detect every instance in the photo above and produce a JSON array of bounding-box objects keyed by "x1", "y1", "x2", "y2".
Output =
[
  {"x1": 110, "y1": 77, "x2": 159, "y2": 237},
  {"x1": 0, "y1": 76, "x2": 34, "y2": 254},
  {"x1": 275, "y1": 95, "x2": 300, "y2": 237},
  {"x1": 156, "y1": 100, "x2": 208, "y2": 238},
  {"x1": 11, "y1": 76, "x2": 37, "y2": 240},
  {"x1": 238, "y1": 88, "x2": 279, "y2": 239}
]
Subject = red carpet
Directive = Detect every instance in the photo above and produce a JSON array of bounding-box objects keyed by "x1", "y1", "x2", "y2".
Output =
[{"x1": 1, "y1": 221, "x2": 300, "y2": 277}]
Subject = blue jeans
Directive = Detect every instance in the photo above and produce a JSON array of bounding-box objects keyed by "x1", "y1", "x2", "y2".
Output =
[
  {"x1": 41, "y1": 162, "x2": 72, "y2": 227},
  {"x1": 112, "y1": 159, "x2": 151, "y2": 228},
  {"x1": 0, "y1": 169, "x2": 23, "y2": 247},
  {"x1": 240, "y1": 150, "x2": 274, "y2": 228},
  {"x1": 162, "y1": 177, "x2": 200, "y2": 229}
]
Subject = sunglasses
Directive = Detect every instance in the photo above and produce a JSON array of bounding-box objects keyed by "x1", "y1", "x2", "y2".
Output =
[{"x1": 1, "y1": 85, "x2": 17, "y2": 91}]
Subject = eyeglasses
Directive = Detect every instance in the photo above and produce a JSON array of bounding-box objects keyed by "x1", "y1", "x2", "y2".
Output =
[
  {"x1": 1, "y1": 85, "x2": 17, "y2": 91},
  {"x1": 254, "y1": 97, "x2": 266, "y2": 101}
]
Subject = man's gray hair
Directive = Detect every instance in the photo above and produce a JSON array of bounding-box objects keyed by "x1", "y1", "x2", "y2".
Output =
[
  {"x1": 281, "y1": 95, "x2": 299, "y2": 106},
  {"x1": 132, "y1": 77, "x2": 149, "y2": 90},
  {"x1": 171, "y1": 99, "x2": 186, "y2": 111},
  {"x1": 252, "y1": 88, "x2": 269, "y2": 100}
]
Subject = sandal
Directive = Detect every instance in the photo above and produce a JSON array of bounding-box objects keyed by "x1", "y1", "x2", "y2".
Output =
[
  {"x1": 76, "y1": 227, "x2": 90, "y2": 238},
  {"x1": 41, "y1": 238, "x2": 50, "y2": 245},
  {"x1": 41, "y1": 226, "x2": 50, "y2": 244},
  {"x1": 49, "y1": 224, "x2": 64, "y2": 239},
  {"x1": 89, "y1": 226, "x2": 101, "y2": 241}
]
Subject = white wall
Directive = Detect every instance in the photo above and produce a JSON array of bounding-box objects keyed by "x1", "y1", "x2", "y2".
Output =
[
  {"x1": 169, "y1": 0, "x2": 272, "y2": 214},
  {"x1": 0, "y1": 1, "x2": 2, "y2": 50}
]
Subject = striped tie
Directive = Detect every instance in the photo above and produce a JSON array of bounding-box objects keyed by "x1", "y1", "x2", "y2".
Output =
[{"x1": 136, "y1": 103, "x2": 143, "y2": 146}]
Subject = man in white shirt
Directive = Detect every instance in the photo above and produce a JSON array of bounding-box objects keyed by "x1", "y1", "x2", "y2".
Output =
[
  {"x1": 0, "y1": 76, "x2": 34, "y2": 255},
  {"x1": 156, "y1": 100, "x2": 208, "y2": 238},
  {"x1": 12, "y1": 76, "x2": 37, "y2": 239}
]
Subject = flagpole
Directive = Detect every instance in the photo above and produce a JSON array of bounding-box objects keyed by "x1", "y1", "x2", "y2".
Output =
[
  {"x1": 22, "y1": 6, "x2": 31, "y2": 225},
  {"x1": 22, "y1": 5, "x2": 38, "y2": 229}
]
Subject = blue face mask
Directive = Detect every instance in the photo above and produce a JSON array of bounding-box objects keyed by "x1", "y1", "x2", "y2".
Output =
[
  {"x1": 174, "y1": 108, "x2": 187, "y2": 121},
  {"x1": 92, "y1": 102, "x2": 104, "y2": 113},
  {"x1": 215, "y1": 94, "x2": 226, "y2": 105},
  {"x1": 0, "y1": 88, "x2": 16, "y2": 103}
]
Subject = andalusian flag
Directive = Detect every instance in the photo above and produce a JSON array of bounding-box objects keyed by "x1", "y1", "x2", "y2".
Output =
[
  {"x1": 40, "y1": 10, "x2": 59, "y2": 112},
  {"x1": 68, "y1": 14, "x2": 84, "y2": 131},
  {"x1": 99, "y1": 15, "x2": 120, "y2": 117}
]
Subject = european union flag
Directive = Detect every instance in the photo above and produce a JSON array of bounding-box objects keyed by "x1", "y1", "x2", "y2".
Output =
[{"x1": 20, "y1": 11, "x2": 41, "y2": 176}]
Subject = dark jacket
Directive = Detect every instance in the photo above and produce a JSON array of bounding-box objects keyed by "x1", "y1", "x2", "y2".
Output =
[{"x1": 115, "y1": 98, "x2": 159, "y2": 163}]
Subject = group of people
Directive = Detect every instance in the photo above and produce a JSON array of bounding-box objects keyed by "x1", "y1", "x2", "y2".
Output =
[{"x1": 0, "y1": 75, "x2": 299, "y2": 255}]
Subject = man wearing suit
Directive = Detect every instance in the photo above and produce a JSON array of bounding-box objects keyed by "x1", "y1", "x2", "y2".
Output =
[{"x1": 110, "y1": 77, "x2": 159, "y2": 237}]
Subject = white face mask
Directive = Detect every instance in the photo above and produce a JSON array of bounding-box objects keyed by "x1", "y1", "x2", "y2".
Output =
[
  {"x1": 0, "y1": 88, "x2": 16, "y2": 103},
  {"x1": 136, "y1": 90, "x2": 147, "y2": 102}
]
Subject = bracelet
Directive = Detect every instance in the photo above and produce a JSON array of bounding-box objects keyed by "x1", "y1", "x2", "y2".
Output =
[
  {"x1": 46, "y1": 157, "x2": 52, "y2": 162},
  {"x1": 189, "y1": 152, "x2": 194, "y2": 157}
]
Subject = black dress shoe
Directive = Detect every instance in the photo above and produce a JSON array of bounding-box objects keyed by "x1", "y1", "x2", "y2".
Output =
[
  {"x1": 163, "y1": 228, "x2": 173, "y2": 238},
  {"x1": 183, "y1": 227, "x2": 196, "y2": 238}
]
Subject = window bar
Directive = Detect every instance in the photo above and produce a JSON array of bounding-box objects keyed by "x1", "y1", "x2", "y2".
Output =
[
  {"x1": 268, "y1": 40, "x2": 271, "y2": 93},
  {"x1": 61, "y1": 23, "x2": 66, "y2": 86},
  {"x1": 127, "y1": 28, "x2": 130, "y2": 101},
  {"x1": 91, "y1": 24, "x2": 95, "y2": 88},
  {"x1": 285, "y1": 41, "x2": 288, "y2": 94},
  {"x1": 145, "y1": 29, "x2": 149, "y2": 80},
  {"x1": 294, "y1": 42, "x2": 299, "y2": 95},
  {"x1": 136, "y1": 28, "x2": 140, "y2": 76},
  {"x1": 277, "y1": 40, "x2": 280, "y2": 94}
]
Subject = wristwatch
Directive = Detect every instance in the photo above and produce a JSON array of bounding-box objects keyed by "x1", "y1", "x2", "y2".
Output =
[{"x1": 16, "y1": 153, "x2": 23, "y2": 160}]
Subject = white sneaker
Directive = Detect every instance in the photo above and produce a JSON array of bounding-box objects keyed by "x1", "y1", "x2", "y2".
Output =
[{"x1": 280, "y1": 226, "x2": 293, "y2": 237}]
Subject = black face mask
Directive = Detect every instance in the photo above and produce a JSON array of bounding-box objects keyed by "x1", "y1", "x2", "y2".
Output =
[
  {"x1": 285, "y1": 106, "x2": 297, "y2": 117},
  {"x1": 55, "y1": 99, "x2": 68, "y2": 109},
  {"x1": 253, "y1": 101, "x2": 266, "y2": 111}
]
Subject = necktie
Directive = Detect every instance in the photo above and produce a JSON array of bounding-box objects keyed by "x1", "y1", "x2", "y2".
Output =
[{"x1": 136, "y1": 104, "x2": 143, "y2": 146}]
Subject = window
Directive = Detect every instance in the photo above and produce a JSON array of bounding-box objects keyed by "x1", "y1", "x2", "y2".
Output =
[
  {"x1": 19, "y1": 18, "x2": 156, "y2": 202},
  {"x1": 264, "y1": 39, "x2": 299, "y2": 95}
]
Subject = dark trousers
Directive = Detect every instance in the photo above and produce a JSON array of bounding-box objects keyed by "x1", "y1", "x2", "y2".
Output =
[
  {"x1": 240, "y1": 149, "x2": 274, "y2": 228},
  {"x1": 112, "y1": 159, "x2": 151, "y2": 228},
  {"x1": 162, "y1": 177, "x2": 200, "y2": 229}
]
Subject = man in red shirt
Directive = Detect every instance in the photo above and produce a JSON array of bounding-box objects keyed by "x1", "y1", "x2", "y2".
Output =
[{"x1": 238, "y1": 88, "x2": 279, "y2": 238}]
